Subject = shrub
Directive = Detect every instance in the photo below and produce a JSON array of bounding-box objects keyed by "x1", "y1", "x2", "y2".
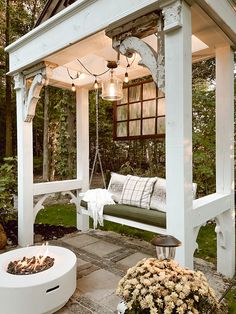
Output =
[
  {"x1": 117, "y1": 258, "x2": 219, "y2": 314},
  {"x1": 0, "y1": 157, "x2": 17, "y2": 224}
]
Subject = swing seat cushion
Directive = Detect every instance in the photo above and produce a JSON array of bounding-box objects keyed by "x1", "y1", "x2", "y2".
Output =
[{"x1": 80, "y1": 200, "x2": 166, "y2": 228}]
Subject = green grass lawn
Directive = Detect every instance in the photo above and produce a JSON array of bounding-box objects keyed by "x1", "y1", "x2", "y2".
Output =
[
  {"x1": 35, "y1": 204, "x2": 76, "y2": 227},
  {"x1": 36, "y1": 204, "x2": 236, "y2": 312}
]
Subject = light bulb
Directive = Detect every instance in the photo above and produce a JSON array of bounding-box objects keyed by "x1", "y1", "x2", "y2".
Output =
[
  {"x1": 71, "y1": 83, "x2": 76, "y2": 92},
  {"x1": 124, "y1": 72, "x2": 129, "y2": 83},
  {"x1": 108, "y1": 82, "x2": 116, "y2": 97},
  {"x1": 94, "y1": 79, "x2": 98, "y2": 89}
]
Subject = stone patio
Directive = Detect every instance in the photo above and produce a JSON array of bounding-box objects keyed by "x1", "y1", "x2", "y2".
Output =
[{"x1": 45, "y1": 230, "x2": 229, "y2": 314}]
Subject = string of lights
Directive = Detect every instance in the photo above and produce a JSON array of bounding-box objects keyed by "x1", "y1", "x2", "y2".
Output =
[{"x1": 66, "y1": 53, "x2": 137, "y2": 99}]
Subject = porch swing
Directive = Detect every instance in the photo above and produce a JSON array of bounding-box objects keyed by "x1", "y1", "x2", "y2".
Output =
[
  {"x1": 79, "y1": 74, "x2": 198, "y2": 234},
  {"x1": 79, "y1": 78, "x2": 170, "y2": 234}
]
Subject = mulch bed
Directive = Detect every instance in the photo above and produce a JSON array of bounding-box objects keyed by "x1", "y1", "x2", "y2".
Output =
[{"x1": 3, "y1": 220, "x2": 77, "y2": 246}]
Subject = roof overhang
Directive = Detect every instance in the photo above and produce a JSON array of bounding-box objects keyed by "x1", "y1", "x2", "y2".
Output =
[{"x1": 5, "y1": 0, "x2": 236, "y2": 85}]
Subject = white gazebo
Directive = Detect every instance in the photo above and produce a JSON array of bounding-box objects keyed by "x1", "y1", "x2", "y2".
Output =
[{"x1": 6, "y1": 0, "x2": 236, "y2": 277}]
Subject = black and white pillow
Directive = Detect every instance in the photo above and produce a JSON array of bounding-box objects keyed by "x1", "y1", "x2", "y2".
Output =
[
  {"x1": 119, "y1": 175, "x2": 157, "y2": 209},
  {"x1": 108, "y1": 172, "x2": 127, "y2": 202}
]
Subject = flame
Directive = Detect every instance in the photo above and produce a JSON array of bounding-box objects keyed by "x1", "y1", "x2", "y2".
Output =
[{"x1": 7, "y1": 242, "x2": 54, "y2": 275}]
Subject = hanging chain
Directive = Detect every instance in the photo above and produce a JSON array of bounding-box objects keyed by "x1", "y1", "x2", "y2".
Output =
[{"x1": 89, "y1": 89, "x2": 106, "y2": 189}]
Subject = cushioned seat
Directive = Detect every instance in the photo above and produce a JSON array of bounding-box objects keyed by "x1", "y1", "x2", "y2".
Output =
[{"x1": 80, "y1": 200, "x2": 166, "y2": 228}]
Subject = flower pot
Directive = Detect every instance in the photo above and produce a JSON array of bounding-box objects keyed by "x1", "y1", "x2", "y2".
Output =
[{"x1": 0, "y1": 223, "x2": 7, "y2": 249}]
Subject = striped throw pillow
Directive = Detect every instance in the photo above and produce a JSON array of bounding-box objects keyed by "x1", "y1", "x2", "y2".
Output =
[{"x1": 119, "y1": 175, "x2": 157, "y2": 209}]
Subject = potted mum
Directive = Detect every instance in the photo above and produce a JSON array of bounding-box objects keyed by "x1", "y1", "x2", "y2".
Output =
[{"x1": 116, "y1": 258, "x2": 219, "y2": 314}]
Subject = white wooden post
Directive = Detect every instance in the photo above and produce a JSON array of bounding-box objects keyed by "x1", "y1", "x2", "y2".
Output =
[
  {"x1": 215, "y1": 46, "x2": 235, "y2": 278},
  {"x1": 14, "y1": 74, "x2": 34, "y2": 246},
  {"x1": 76, "y1": 87, "x2": 89, "y2": 231},
  {"x1": 163, "y1": 1, "x2": 193, "y2": 268}
]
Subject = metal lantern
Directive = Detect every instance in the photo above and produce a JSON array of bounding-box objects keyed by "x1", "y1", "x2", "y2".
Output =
[
  {"x1": 101, "y1": 61, "x2": 123, "y2": 101},
  {"x1": 151, "y1": 235, "x2": 181, "y2": 260}
]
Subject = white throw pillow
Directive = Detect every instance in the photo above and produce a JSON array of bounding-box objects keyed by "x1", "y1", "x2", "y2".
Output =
[
  {"x1": 150, "y1": 178, "x2": 166, "y2": 212},
  {"x1": 150, "y1": 178, "x2": 198, "y2": 212},
  {"x1": 119, "y1": 175, "x2": 157, "y2": 209},
  {"x1": 108, "y1": 172, "x2": 127, "y2": 202}
]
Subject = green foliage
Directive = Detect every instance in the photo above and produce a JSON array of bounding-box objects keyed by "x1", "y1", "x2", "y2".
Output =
[
  {"x1": 34, "y1": 87, "x2": 76, "y2": 180},
  {"x1": 0, "y1": 157, "x2": 17, "y2": 223},
  {"x1": 192, "y1": 82, "x2": 216, "y2": 196}
]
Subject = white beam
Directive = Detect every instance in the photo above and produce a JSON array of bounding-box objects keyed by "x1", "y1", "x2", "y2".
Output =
[
  {"x1": 192, "y1": 193, "x2": 231, "y2": 227},
  {"x1": 215, "y1": 45, "x2": 235, "y2": 278},
  {"x1": 76, "y1": 88, "x2": 89, "y2": 230},
  {"x1": 33, "y1": 179, "x2": 83, "y2": 196},
  {"x1": 164, "y1": 1, "x2": 193, "y2": 268},
  {"x1": 14, "y1": 74, "x2": 34, "y2": 247},
  {"x1": 6, "y1": 0, "x2": 165, "y2": 75},
  {"x1": 76, "y1": 88, "x2": 89, "y2": 191}
]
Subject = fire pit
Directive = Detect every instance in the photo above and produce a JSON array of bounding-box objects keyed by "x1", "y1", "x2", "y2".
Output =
[{"x1": 0, "y1": 245, "x2": 77, "y2": 314}]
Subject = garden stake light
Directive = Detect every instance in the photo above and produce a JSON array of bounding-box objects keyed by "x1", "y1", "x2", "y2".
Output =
[{"x1": 151, "y1": 234, "x2": 181, "y2": 260}]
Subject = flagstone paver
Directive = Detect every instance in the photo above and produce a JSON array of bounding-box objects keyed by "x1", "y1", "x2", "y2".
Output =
[
  {"x1": 81, "y1": 240, "x2": 122, "y2": 258},
  {"x1": 62, "y1": 234, "x2": 99, "y2": 249},
  {"x1": 118, "y1": 252, "x2": 151, "y2": 269},
  {"x1": 77, "y1": 268, "x2": 121, "y2": 301}
]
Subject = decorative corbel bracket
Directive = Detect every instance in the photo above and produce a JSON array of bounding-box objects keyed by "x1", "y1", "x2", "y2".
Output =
[
  {"x1": 119, "y1": 36, "x2": 161, "y2": 89},
  {"x1": 62, "y1": 191, "x2": 81, "y2": 208},
  {"x1": 24, "y1": 73, "x2": 44, "y2": 122},
  {"x1": 23, "y1": 62, "x2": 57, "y2": 122},
  {"x1": 192, "y1": 225, "x2": 201, "y2": 254},
  {"x1": 162, "y1": 0, "x2": 182, "y2": 33},
  {"x1": 33, "y1": 193, "x2": 55, "y2": 221},
  {"x1": 215, "y1": 217, "x2": 226, "y2": 249},
  {"x1": 110, "y1": 13, "x2": 165, "y2": 92}
]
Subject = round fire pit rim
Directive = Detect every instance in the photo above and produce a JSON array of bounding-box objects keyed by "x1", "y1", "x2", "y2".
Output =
[{"x1": 0, "y1": 245, "x2": 76, "y2": 287}]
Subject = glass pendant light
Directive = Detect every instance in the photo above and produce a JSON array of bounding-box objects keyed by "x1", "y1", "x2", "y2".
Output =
[{"x1": 102, "y1": 61, "x2": 123, "y2": 101}]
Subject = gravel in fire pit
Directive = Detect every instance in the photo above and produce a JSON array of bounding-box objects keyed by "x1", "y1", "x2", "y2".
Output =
[{"x1": 7, "y1": 255, "x2": 55, "y2": 275}]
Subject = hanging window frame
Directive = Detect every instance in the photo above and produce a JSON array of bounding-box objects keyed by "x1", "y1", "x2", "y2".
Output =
[{"x1": 113, "y1": 79, "x2": 165, "y2": 140}]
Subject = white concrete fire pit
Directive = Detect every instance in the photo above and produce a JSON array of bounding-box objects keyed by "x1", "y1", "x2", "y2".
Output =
[{"x1": 0, "y1": 245, "x2": 77, "y2": 314}]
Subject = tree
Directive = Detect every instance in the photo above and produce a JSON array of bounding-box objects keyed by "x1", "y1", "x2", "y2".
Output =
[
  {"x1": 5, "y1": 0, "x2": 12, "y2": 156},
  {"x1": 0, "y1": 0, "x2": 47, "y2": 159}
]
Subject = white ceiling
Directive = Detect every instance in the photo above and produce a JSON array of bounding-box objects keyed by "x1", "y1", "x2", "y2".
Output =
[{"x1": 45, "y1": 3, "x2": 232, "y2": 90}]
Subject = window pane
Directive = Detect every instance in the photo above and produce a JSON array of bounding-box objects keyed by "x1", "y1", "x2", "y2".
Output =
[
  {"x1": 117, "y1": 105, "x2": 127, "y2": 121},
  {"x1": 121, "y1": 88, "x2": 128, "y2": 104},
  {"x1": 129, "y1": 85, "x2": 141, "y2": 102},
  {"x1": 158, "y1": 98, "x2": 165, "y2": 115},
  {"x1": 158, "y1": 89, "x2": 165, "y2": 97},
  {"x1": 143, "y1": 118, "x2": 155, "y2": 135},
  {"x1": 117, "y1": 122, "x2": 127, "y2": 137},
  {"x1": 143, "y1": 82, "x2": 156, "y2": 99},
  {"x1": 157, "y1": 117, "x2": 165, "y2": 133},
  {"x1": 129, "y1": 120, "x2": 141, "y2": 136},
  {"x1": 130, "y1": 102, "x2": 141, "y2": 119},
  {"x1": 143, "y1": 100, "x2": 156, "y2": 118}
]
